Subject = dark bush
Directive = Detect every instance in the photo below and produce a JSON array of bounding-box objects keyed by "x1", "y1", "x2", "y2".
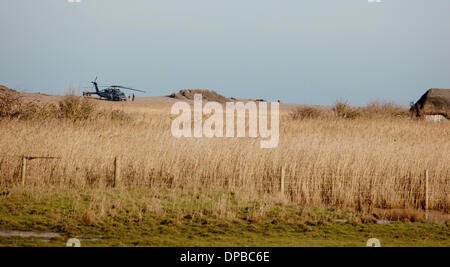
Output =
[
  {"x1": 333, "y1": 101, "x2": 361, "y2": 119},
  {"x1": 57, "y1": 95, "x2": 96, "y2": 121}
]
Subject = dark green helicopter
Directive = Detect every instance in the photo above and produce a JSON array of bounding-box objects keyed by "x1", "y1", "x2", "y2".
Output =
[{"x1": 83, "y1": 77, "x2": 146, "y2": 101}]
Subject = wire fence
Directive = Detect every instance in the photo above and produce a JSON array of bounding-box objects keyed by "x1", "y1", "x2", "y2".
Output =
[{"x1": 1, "y1": 155, "x2": 449, "y2": 210}]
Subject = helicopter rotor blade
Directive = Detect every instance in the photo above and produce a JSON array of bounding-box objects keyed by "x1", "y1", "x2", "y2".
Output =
[{"x1": 110, "y1": 86, "x2": 146, "y2": 93}]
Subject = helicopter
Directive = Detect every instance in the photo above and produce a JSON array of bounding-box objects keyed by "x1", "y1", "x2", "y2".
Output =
[{"x1": 82, "y1": 77, "x2": 146, "y2": 101}]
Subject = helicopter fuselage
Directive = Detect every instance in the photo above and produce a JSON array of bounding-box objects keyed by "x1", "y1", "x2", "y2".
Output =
[
  {"x1": 83, "y1": 89, "x2": 127, "y2": 101},
  {"x1": 83, "y1": 79, "x2": 144, "y2": 101}
]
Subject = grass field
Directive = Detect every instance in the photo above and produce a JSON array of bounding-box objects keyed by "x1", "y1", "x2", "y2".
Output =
[
  {"x1": 0, "y1": 93, "x2": 448, "y2": 246},
  {"x1": 0, "y1": 188, "x2": 448, "y2": 247}
]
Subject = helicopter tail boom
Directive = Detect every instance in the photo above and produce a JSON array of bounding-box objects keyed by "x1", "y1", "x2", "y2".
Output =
[{"x1": 91, "y1": 77, "x2": 100, "y2": 93}]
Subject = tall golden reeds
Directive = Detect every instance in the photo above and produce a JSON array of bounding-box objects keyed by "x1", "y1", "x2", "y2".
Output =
[{"x1": 0, "y1": 97, "x2": 448, "y2": 213}]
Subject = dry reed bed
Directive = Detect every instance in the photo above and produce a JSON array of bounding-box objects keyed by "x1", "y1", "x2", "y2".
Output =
[{"x1": 0, "y1": 108, "x2": 448, "y2": 213}]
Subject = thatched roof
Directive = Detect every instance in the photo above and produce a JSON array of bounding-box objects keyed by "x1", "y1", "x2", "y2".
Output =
[{"x1": 411, "y1": 89, "x2": 450, "y2": 118}]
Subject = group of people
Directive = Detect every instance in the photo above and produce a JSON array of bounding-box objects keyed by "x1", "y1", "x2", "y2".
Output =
[{"x1": 128, "y1": 94, "x2": 135, "y2": 102}]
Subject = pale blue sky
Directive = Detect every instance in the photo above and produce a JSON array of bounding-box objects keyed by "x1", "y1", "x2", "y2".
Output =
[{"x1": 1, "y1": 0, "x2": 449, "y2": 105}]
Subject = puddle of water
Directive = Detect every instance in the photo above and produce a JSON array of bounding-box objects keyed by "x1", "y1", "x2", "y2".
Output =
[
  {"x1": 0, "y1": 230, "x2": 62, "y2": 239},
  {"x1": 79, "y1": 236, "x2": 104, "y2": 242},
  {"x1": 376, "y1": 220, "x2": 392, "y2": 225},
  {"x1": 0, "y1": 230, "x2": 105, "y2": 244},
  {"x1": 333, "y1": 219, "x2": 393, "y2": 224}
]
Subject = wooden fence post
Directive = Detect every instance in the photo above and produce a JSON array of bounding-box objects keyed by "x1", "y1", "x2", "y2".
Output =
[
  {"x1": 425, "y1": 170, "x2": 429, "y2": 215},
  {"x1": 114, "y1": 156, "x2": 120, "y2": 188},
  {"x1": 21, "y1": 156, "x2": 27, "y2": 186},
  {"x1": 280, "y1": 166, "x2": 285, "y2": 199}
]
